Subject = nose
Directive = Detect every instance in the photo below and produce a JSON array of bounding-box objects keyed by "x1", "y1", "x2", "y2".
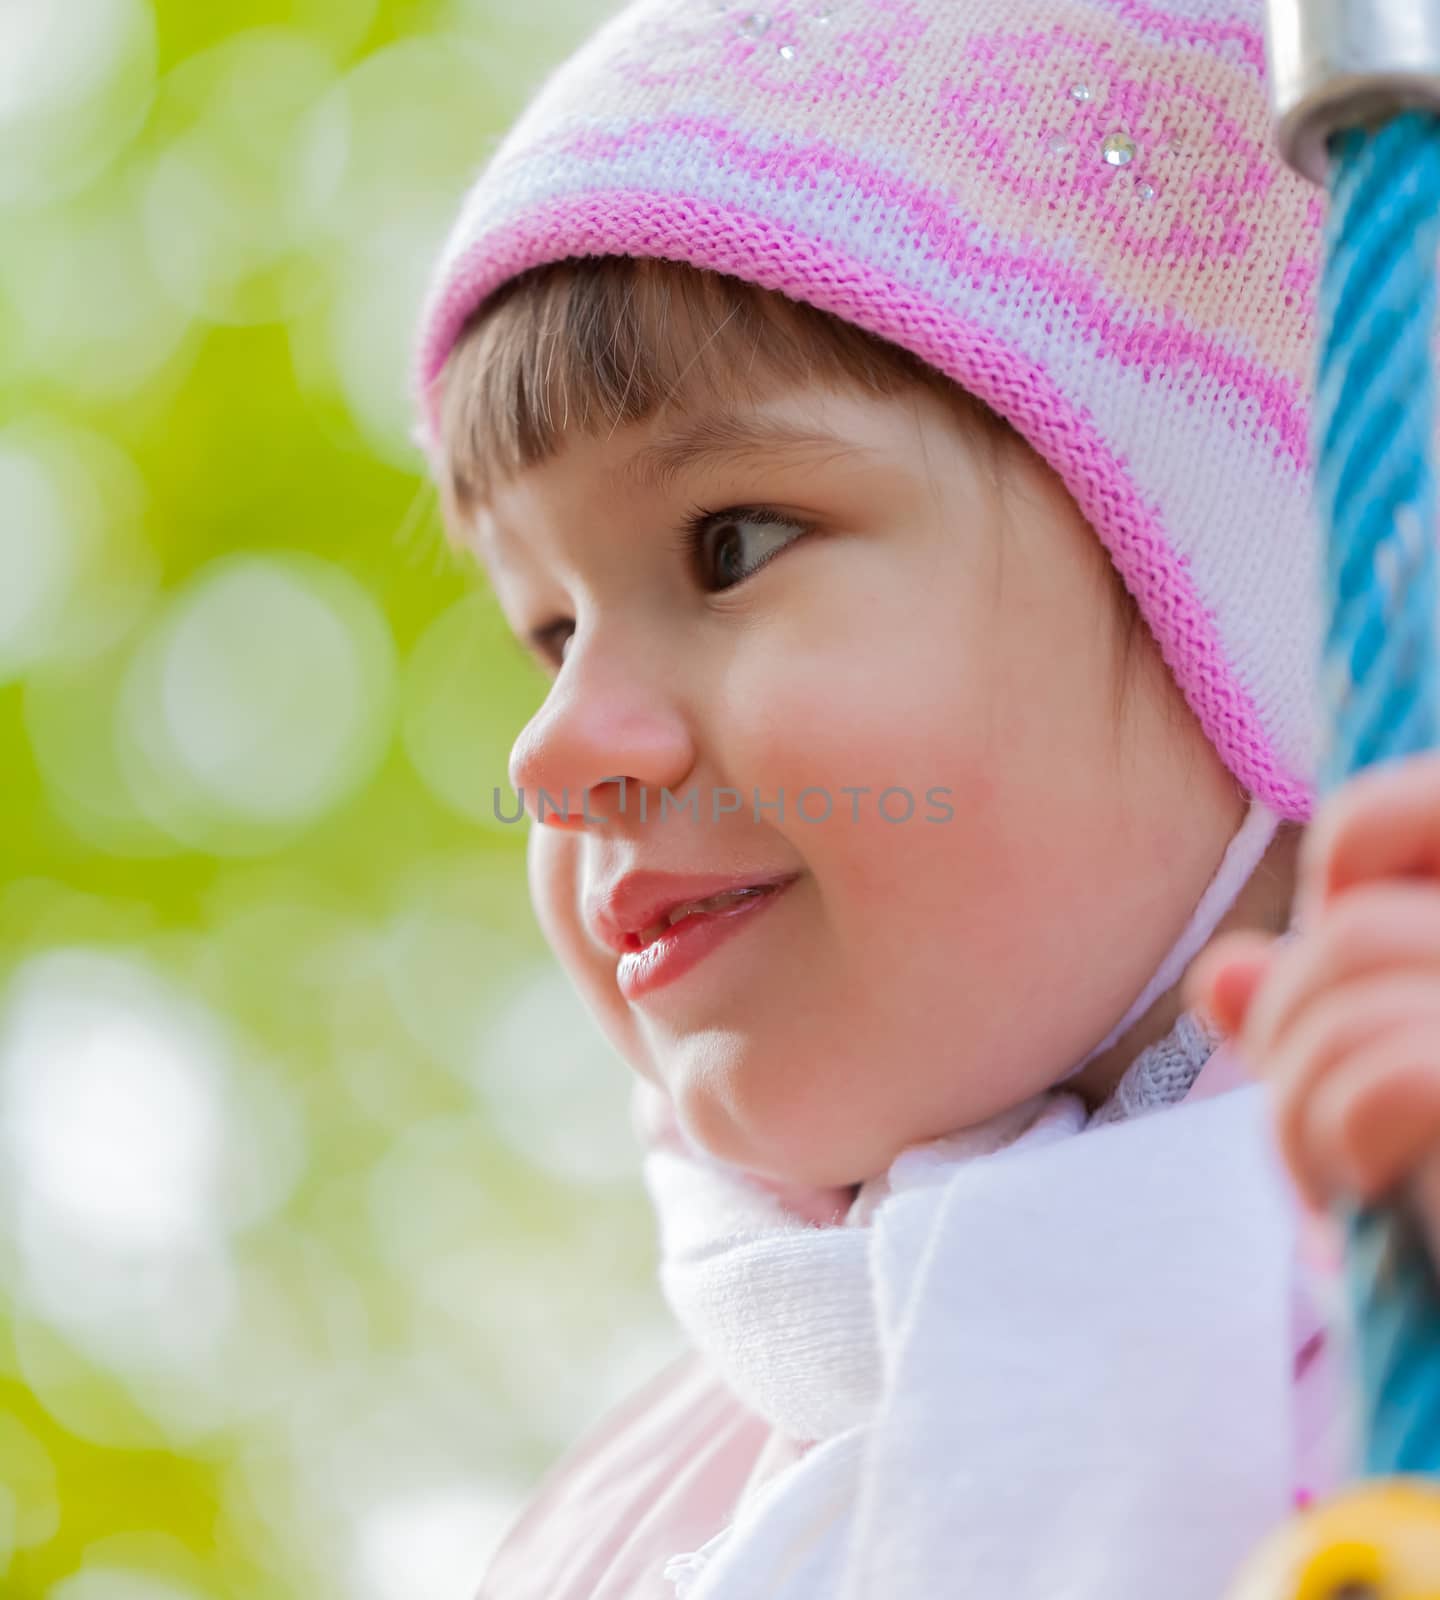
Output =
[{"x1": 507, "y1": 629, "x2": 697, "y2": 828}]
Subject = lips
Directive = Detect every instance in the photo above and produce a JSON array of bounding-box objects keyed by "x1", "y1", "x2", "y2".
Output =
[
  {"x1": 610, "y1": 875, "x2": 798, "y2": 1002},
  {"x1": 586, "y1": 870, "x2": 801, "y2": 958}
]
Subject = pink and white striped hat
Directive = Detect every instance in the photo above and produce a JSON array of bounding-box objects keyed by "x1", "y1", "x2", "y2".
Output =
[{"x1": 413, "y1": 0, "x2": 1327, "y2": 830}]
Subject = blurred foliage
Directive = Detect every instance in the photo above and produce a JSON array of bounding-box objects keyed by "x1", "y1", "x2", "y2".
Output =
[{"x1": 0, "y1": 2, "x2": 683, "y2": 1596}]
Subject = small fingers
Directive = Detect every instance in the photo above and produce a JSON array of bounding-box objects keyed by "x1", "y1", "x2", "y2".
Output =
[
  {"x1": 1295, "y1": 1019, "x2": 1440, "y2": 1207},
  {"x1": 1261, "y1": 970, "x2": 1440, "y2": 1210},
  {"x1": 1297, "y1": 751, "x2": 1440, "y2": 927},
  {"x1": 1184, "y1": 931, "x2": 1278, "y2": 1038},
  {"x1": 1239, "y1": 882, "x2": 1440, "y2": 1074}
]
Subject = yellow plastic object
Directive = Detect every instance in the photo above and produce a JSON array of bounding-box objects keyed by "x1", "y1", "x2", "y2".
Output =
[{"x1": 1228, "y1": 1482, "x2": 1440, "y2": 1600}]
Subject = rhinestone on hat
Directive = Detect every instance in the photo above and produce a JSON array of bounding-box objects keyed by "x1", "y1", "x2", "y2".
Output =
[
  {"x1": 1102, "y1": 132, "x2": 1137, "y2": 166},
  {"x1": 738, "y1": 11, "x2": 770, "y2": 34},
  {"x1": 776, "y1": 41, "x2": 796, "y2": 59},
  {"x1": 1070, "y1": 83, "x2": 1092, "y2": 102}
]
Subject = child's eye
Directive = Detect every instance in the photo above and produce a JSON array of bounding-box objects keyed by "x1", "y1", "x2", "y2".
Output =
[
  {"x1": 680, "y1": 504, "x2": 812, "y2": 593},
  {"x1": 521, "y1": 506, "x2": 810, "y2": 670}
]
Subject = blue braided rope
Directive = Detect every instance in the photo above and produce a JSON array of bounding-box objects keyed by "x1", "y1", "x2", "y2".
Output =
[{"x1": 1315, "y1": 109, "x2": 1440, "y2": 1477}]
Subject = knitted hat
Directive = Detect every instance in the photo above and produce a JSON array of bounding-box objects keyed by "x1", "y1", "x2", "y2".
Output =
[{"x1": 411, "y1": 0, "x2": 1326, "y2": 1072}]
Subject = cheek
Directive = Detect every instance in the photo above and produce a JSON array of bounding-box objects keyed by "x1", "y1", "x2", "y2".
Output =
[
  {"x1": 528, "y1": 828, "x2": 606, "y2": 996},
  {"x1": 723, "y1": 606, "x2": 950, "y2": 790},
  {"x1": 722, "y1": 591, "x2": 1001, "y2": 841},
  {"x1": 725, "y1": 636, "x2": 1024, "y2": 978},
  {"x1": 716, "y1": 533, "x2": 1008, "y2": 796}
]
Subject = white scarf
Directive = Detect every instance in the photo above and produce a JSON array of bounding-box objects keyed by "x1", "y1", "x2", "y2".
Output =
[{"x1": 636, "y1": 1052, "x2": 1302, "y2": 1600}]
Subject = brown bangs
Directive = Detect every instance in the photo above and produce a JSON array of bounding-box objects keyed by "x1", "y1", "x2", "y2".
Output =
[{"x1": 435, "y1": 254, "x2": 1017, "y2": 517}]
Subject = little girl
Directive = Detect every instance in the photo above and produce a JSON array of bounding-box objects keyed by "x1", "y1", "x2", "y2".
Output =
[{"x1": 410, "y1": 1, "x2": 1354, "y2": 1594}]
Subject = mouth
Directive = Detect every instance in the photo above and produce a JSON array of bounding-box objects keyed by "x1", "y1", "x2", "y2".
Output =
[
  {"x1": 613, "y1": 875, "x2": 799, "y2": 1003},
  {"x1": 631, "y1": 884, "x2": 784, "y2": 950}
]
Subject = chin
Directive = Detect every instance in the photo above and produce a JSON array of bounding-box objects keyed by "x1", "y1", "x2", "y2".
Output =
[
  {"x1": 705, "y1": 1111, "x2": 878, "y2": 1192},
  {"x1": 664, "y1": 1041, "x2": 885, "y2": 1187}
]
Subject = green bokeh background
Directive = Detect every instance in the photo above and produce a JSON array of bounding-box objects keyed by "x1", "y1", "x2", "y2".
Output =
[{"x1": 0, "y1": 2, "x2": 681, "y2": 1594}]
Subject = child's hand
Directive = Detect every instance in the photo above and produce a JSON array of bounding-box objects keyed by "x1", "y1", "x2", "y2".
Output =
[{"x1": 1184, "y1": 754, "x2": 1440, "y2": 1259}]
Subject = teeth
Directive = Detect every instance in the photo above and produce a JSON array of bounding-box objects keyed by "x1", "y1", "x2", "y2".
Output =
[
  {"x1": 636, "y1": 886, "x2": 769, "y2": 948},
  {"x1": 667, "y1": 887, "x2": 764, "y2": 924}
]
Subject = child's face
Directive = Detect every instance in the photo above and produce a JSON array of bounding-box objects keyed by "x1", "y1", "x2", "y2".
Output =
[{"x1": 465, "y1": 380, "x2": 1247, "y2": 1188}]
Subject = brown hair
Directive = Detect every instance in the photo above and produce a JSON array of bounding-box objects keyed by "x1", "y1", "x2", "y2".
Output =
[{"x1": 434, "y1": 254, "x2": 1148, "y2": 721}]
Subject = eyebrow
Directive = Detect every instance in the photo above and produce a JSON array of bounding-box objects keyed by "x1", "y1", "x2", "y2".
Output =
[{"x1": 623, "y1": 411, "x2": 864, "y2": 493}]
